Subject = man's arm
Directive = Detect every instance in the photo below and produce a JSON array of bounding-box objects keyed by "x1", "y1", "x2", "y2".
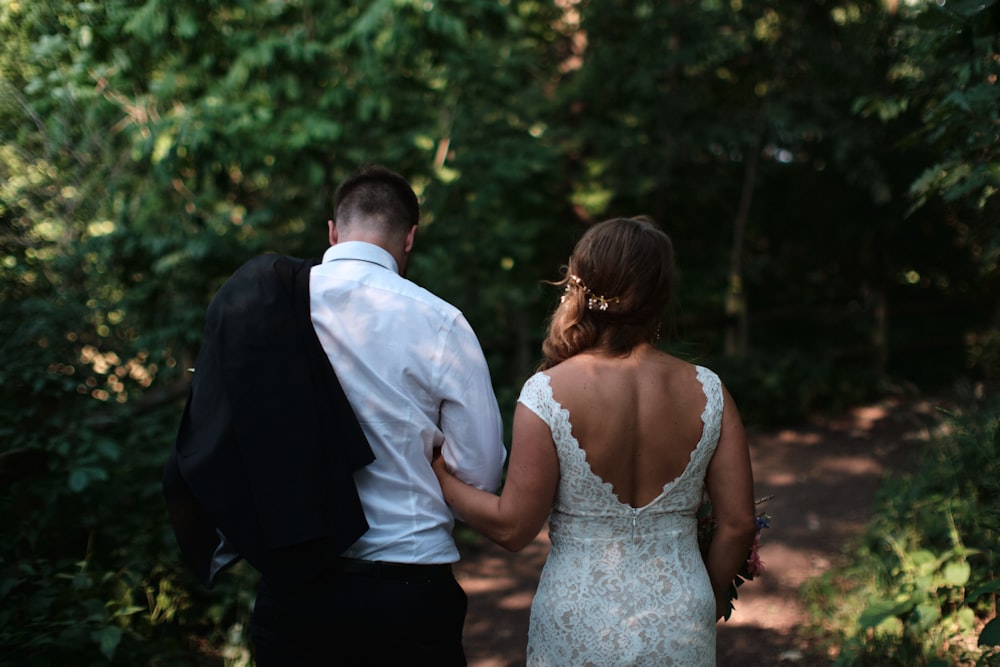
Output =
[
  {"x1": 436, "y1": 316, "x2": 507, "y2": 492},
  {"x1": 433, "y1": 402, "x2": 557, "y2": 551}
]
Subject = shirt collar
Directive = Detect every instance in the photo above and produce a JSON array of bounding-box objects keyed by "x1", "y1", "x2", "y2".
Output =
[{"x1": 322, "y1": 241, "x2": 399, "y2": 275}]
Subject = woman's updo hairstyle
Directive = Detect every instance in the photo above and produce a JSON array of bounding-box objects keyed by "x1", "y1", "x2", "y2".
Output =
[{"x1": 540, "y1": 216, "x2": 674, "y2": 369}]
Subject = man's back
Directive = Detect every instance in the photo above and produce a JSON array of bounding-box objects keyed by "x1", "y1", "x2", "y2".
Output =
[
  {"x1": 310, "y1": 240, "x2": 506, "y2": 563},
  {"x1": 248, "y1": 164, "x2": 499, "y2": 666}
]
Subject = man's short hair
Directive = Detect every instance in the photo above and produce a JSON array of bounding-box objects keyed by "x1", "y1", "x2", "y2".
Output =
[{"x1": 333, "y1": 165, "x2": 420, "y2": 234}]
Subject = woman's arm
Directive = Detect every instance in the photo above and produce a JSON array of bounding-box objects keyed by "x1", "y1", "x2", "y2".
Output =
[
  {"x1": 703, "y1": 383, "x2": 758, "y2": 620},
  {"x1": 433, "y1": 402, "x2": 559, "y2": 552}
]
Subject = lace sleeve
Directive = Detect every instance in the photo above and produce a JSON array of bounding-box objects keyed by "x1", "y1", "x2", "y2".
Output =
[{"x1": 516, "y1": 372, "x2": 554, "y2": 426}]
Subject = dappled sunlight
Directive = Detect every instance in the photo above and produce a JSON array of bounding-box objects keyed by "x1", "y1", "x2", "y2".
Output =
[
  {"x1": 817, "y1": 454, "x2": 882, "y2": 476},
  {"x1": 465, "y1": 659, "x2": 507, "y2": 667},
  {"x1": 455, "y1": 527, "x2": 550, "y2": 666},
  {"x1": 460, "y1": 576, "x2": 520, "y2": 595},
  {"x1": 776, "y1": 429, "x2": 822, "y2": 444},
  {"x1": 498, "y1": 591, "x2": 535, "y2": 611},
  {"x1": 762, "y1": 471, "x2": 800, "y2": 486},
  {"x1": 63, "y1": 344, "x2": 158, "y2": 403}
]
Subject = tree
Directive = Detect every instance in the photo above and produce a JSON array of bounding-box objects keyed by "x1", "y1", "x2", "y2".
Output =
[
  {"x1": 0, "y1": 1, "x2": 565, "y2": 662},
  {"x1": 854, "y1": 0, "x2": 999, "y2": 380}
]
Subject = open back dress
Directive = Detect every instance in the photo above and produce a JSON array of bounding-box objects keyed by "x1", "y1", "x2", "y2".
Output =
[{"x1": 519, "y1": 366, "x2": 723, "y2": 667}]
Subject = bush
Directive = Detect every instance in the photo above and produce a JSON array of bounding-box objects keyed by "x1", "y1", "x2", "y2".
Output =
[
  {"x1": 802, "y1": 383, "x2": 1000, "y2": 666},
  {"x1": 707, "y1": 348, "x2": 886, "y2": 427},
  {"x1": 0, "y1": 393, "x2": 259, "y2": 666}
]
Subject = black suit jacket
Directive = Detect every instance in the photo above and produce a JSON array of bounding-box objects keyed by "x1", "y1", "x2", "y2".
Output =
[{"x1": 163, "y1": 254, "x2": 374, "y2": 594}]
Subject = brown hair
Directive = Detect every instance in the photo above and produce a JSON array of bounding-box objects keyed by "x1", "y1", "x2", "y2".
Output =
[
  {"x1": 539, "y1": 216, "x2": 674, "y2": 370},
  {"x1": 333, "y1": 165, "x2": 419, "y2": 239}
]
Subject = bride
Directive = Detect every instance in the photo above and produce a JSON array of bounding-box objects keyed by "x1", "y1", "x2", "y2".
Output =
[{"x1": 432, "y1": 215, "x2": 757, "y2": 666}]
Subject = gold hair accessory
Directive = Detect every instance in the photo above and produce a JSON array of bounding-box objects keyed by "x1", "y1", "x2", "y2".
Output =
[{"x1": 563, "y1": 274, "x2": 620, "y2": 311}]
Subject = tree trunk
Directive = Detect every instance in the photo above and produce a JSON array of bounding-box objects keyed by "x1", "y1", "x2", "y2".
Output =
[{"x1": 725, "y1": 111, "x2": 764, "y2": 359}]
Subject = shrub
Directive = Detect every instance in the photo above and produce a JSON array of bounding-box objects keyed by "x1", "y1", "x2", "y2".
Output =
[{"x1": 802, "y1": 383, "x2": 1000, "y2": 666}]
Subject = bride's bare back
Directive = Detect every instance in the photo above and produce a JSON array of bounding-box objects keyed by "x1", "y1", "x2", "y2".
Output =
[{"x1": 544, "y1": 344, "x2": 707, "y2": 508}]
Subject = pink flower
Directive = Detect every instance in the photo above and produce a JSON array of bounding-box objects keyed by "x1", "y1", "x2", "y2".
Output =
[
  {"x1": 745, "y1": 534, "x2": 766, "y2": 578},
  {"x1": 697, "y1": 497, "x2": 773, "y2": 620}
]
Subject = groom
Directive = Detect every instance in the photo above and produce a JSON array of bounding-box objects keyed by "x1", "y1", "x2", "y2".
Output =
[{"x1": 164, "y1": 165, "x2": 506, "y2": 666}]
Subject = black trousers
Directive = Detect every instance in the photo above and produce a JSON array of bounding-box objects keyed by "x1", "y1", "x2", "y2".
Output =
[{"x1": 250, "y1": 561, "x2": 468, "y2": 667}]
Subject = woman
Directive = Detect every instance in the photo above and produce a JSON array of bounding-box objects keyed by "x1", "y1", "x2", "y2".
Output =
[{"x1": 433, "y1": 216, "x2": 757, "y2": 665}]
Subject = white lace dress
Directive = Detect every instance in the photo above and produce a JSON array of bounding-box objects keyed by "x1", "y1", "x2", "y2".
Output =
[{"x1": 520, "y1": 366, "x2": 722, "y2": 667}]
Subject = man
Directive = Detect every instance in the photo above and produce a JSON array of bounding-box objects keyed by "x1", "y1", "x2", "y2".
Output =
[{"x1": 166, "y1": 165, "x2": 506, "y2": 666}]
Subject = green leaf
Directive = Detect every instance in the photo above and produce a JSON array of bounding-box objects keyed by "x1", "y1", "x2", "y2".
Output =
[
  {"x1": 954, "y1": 607, "x2": 977, "y2": 632},
  {"x1": 91, "y1": 625, "x2": 122, "y2": 660},
  {"x1": 112, "y1": 605, "x2": 145, "y2": 618},
  {"x1": 68, "y1": 466, "x2": 108, "y2": 492},
  {"x1": 940, "y1": 560, "x2": 971, "y2": 587},
  {"x1": 980, "y1": 617, "x2": 1000, "y2": 647},
  {"x1": 942, "y1": 90, "x2": 971, "y2": 113},
  {"x1": 912, "y1": 603, "x2": 941, "y2": 632},
  {"x1": 71, "y1": 572, "x2": 93, "y2": 591},
  {"x1": 967, "y1": 580, "x2": 1000, "y2": 602},
  {"x1": 910, "y1": 549, "x2": 936, "y2": 569},
  {"x1": 122, "y1": 0, "x2": 168, "y2": 41},
  {"x1": 859, "y1": 598, "x2": 914, "y2": 629},
  {"x1": 95, "y1": 439, "x2": 122, "y2": 461}
]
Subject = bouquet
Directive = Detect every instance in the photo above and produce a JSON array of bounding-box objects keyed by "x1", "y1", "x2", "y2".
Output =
[{"x1": 697, "y1": 495, "x2": 772, "y2": 620}]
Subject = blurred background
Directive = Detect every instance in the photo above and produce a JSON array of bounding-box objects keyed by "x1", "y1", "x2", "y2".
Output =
[{"x1": 1, "y1": 0, "x2": 997, "y2": 664}]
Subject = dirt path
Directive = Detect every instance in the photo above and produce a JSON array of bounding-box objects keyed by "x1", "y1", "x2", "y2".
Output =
[{"x1": 453, "y1": 394, "x2": 945, "y2": 666}]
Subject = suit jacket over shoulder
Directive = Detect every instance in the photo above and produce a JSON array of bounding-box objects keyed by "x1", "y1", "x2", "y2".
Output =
[{"x1": 163, "y1": 254, "x2": 373, "y2": 594}]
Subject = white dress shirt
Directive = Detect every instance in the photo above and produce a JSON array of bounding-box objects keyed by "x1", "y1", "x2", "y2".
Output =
[{"x1": 309, "y1": 241, "x2": 506, "y2": 564}]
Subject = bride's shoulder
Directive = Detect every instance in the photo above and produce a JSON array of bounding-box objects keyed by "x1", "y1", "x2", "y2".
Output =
[
  {"x1": 645, "y1": 349, "x2": 698, "y2": 376},
  {"x1": 534, "y1": 354, "x2": 585, "y2": 380}
]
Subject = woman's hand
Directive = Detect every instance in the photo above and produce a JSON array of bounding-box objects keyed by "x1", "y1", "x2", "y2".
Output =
[
  {"x1": 430, "y1": 404, "x2": 558, "y2": 552},
  {"x1": 431, "y1": 446, "x2": 451, "y2": 482}
]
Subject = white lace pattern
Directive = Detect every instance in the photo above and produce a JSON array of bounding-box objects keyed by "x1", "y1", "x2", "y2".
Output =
[{"x1": 519, "y1": 366, "x2": 723, "y2": 666}]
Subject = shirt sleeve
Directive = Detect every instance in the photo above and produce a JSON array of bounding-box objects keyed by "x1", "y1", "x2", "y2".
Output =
[{"x1": 437, "y1": 314, "x2": 507, "y2": 493}]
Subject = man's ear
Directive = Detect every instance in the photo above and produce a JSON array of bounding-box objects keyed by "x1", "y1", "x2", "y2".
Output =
[
  {"x1": 404, "y1": 225, "x2": 417, "y2": 253},
  {"x1": 328, "y1": 220, "x2": 338, "y2": 246}
]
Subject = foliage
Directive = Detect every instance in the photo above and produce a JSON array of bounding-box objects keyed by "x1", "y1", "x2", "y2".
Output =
[
  {"x1": 870, "y1": 0, "x2": 999, "y2": 215},
  {"x1": 0, "y1": 0, "x2": 563, "y2": 662},
  {"x1": 707, "y1": 348, "x2": 886, "y2": 427},
  {"x1": 0, "y1": 399, "x2": 259, "y2": 666},
  {"x1": 802, "y1": 386, "x2": 1000, "y2": 666},
  {"x1": 853, "y1": 0, "x2": 1000, "y2": 308},
  {"x1": 1, "y1": 0, "x2": 998, "y2": 663}
]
